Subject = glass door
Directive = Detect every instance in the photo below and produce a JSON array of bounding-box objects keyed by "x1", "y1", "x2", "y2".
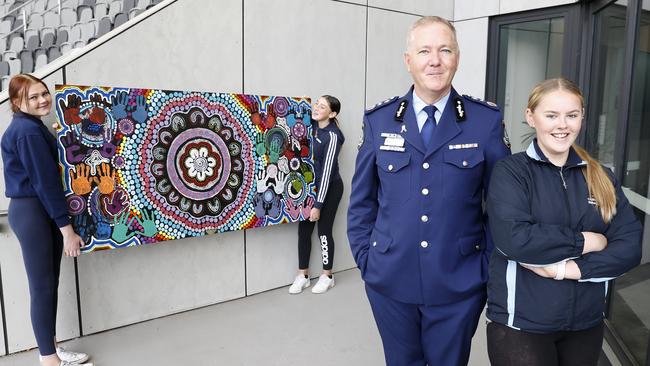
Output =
[{"x1": 606, "y1": 1, "x2": 650, "y2": 364}]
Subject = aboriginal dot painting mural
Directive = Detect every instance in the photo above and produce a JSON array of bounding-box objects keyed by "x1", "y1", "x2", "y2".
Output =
[{"x1": 55, "y1": 85, "x2": 316, "y2": 252}]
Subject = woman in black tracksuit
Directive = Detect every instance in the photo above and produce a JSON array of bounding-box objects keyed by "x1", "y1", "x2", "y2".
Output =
[
  {"x1": 289, "y1": 95, "x2": 344, "y2": 294},
  {"x1": 486, "y1": 78, "x2": 642, "y2": 365}
]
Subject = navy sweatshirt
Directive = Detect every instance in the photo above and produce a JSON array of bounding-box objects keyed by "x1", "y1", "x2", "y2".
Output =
[
  {"x1": 486, "y1": 140, "x2": 641, "y2": 333},
  {"x1": 312, "y1": 122, "x2": 344, "y2": 209},
  {"x1": 1, "y1": 111, "x2": 70, "y2": 227}
]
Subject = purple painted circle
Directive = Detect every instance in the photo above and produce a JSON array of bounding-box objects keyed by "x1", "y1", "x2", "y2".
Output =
[
  {"x1": 292, "y1": 122, "x2": 306, "y2": 139},
  {"x1": 118, "y1": 118, "x2": 135, "y2": 135},
  {"x1": 166, "y1": 128, "x2": 231, "y2": 201},
  {"x1": 113, "y1": 155, "x2": 126, "y2": 169},
  {"x1": 273, "y1": 97, "x2": 289, "y2": 117},
  {"x1": 67, "y1": 194, "x2": 86, "y2": 215}
]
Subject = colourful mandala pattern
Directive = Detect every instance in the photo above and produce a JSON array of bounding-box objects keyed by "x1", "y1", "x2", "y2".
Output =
[{"x1": 55, "y1": 85, "x2": 315, "y2": 252}]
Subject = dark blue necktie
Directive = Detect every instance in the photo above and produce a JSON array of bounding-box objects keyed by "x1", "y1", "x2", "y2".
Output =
[{"x1": 421, "y1": 105, "x2": 437, "y2": 147}]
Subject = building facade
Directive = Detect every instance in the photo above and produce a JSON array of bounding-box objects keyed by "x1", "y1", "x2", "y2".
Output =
[{"x1": 0, "y1": 1, "x2": 647, "y2": 364}]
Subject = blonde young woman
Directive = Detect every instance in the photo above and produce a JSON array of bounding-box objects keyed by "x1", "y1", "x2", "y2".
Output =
[{"x1": 486, "y1": 78, "x2": 642, "y2": 365}]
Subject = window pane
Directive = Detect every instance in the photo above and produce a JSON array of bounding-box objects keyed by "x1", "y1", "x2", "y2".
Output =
[
  {"x1": 607, "y1": 1, "x2": 650, "y2": 365},
  {"x1": 497, "y1": 18, "x2": 565, "y2": 153},
  {"x1": 586, "y1": 3, "x2": 627, "y2": 169}
]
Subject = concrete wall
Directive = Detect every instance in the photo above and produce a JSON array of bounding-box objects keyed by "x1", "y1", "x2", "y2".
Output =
[
  {"x1": 454, "y1": 17, "x2": 491, "y2": 99},
  {"x1": 0, "y1": 0, "x2": 454, "y2": 355}
]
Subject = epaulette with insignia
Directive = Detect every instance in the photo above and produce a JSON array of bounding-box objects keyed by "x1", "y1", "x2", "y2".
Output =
[
  {"x1": 462, "y1": 94, "x2": 500, "y2": 111},
  {"x1": 365, "y1": 96, "x2": 399, "y2": 115}
]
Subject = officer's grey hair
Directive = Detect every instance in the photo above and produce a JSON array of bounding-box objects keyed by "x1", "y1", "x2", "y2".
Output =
[{"x1": 405, "y1": 16, "x2": 458, "y2": 52}]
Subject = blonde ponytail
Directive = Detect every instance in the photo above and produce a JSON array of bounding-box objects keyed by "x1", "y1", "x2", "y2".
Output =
[{"x1": 573, "y1": 144, "x2": 617, "y2": 223}]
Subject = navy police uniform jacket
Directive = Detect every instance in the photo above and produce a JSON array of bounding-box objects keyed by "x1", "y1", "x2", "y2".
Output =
[
  {"x1": 312, "y1": 122, "x2": 344, "y2": 209},
  {"x1": 347, "y1": 87, "x2": 511, "y2": 305},
  {"x1": 487, "y1": 140, "x2": 642, "y2": 333},
  {"x1": 1, "y1": 111, "x2": 70, "y2": 227}
]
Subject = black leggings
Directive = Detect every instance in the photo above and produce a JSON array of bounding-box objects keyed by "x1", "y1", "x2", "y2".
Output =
[
  {"x1": 487, "y1": 321, "x2": 604, "y2": 366},
  {"x1": 8, "y1": 197, "x2": 63, "y2": 356},
  {"x1": 298, "y1": 178, "x2": 343, "y2": 271}
]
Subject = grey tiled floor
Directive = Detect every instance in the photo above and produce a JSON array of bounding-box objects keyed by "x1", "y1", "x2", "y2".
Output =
[{"x1": 0, "y1": 269, "x2": 492, "y2": 366}]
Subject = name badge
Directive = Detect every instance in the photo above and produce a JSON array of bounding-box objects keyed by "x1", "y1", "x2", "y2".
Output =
[
  {"x1": 448, "y1": 143, "x2": 479, "y2": 150},
  {"x1": 381, "y1": 133, "x2": 405, "y2": 148},
  {"x1": 380, "y1": 145, "x2": 405, "y2": 152}
]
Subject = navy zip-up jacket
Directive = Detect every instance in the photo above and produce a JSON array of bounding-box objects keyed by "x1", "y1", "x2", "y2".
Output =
[
  {"x1": 486, "y1": 140, "x2": 641, "y2": 333},
  {"x1": 1, "y1": 111, "x2": 70, "y2": 227},
  {"x1": 312, "y1": 122, "x2": 344, "y2": 209}
]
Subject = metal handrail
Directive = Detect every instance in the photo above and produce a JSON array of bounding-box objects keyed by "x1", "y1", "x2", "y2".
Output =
[
  {"x1": 1, "y1": 0, "x2": 37, "y2": 35},
  {"x1": 1, "y1": 0, "x2": 65, "y2": 40},
  {"x1": 1, "y1": 0, "x2": 38, "y2": 20}
]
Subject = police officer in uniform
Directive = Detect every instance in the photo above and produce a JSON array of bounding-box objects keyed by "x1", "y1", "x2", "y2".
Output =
[{"x1": 347, "y1": 16, "x2": 510, "y2": 365}]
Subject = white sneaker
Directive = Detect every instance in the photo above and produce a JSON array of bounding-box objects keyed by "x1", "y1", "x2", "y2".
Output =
[
  {"x1": 40, "y1": 348, "x2": 91, "y2": 365},
  {"x1": 311, "y1": 274, "x2": 335, "y2": 294},
  {"x1": 289, "y1": 274, "x2": 310, "y2": 294},
  {"x1": 57, "y1": 347, "x2": 89, "y2": 364}
]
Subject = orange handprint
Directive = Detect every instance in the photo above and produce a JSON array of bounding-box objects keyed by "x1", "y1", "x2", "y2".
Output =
[
  {"x1": 96, "y1": 163, "x2": 115, "y2": 195},
  {"x1": 70, "y1": 164, "x2": 92, "y2": 195}
]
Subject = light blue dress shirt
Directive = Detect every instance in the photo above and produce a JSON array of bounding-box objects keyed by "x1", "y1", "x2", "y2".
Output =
[{"x1": 412, "y1": 90, "x2": 451, "y2": 132}]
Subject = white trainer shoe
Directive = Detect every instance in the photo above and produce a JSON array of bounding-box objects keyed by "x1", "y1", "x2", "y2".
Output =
[
  {"x1": 40, "y1": 348, "x2": 91, "y2": 365},
  {"x1": 57, "y1": 347, "x2": 89, "y2": 364},
  {"x1": 311, "y1": 274, "x2": 335, "y2": 294},
  {"x1": 289, "y1": 274, "x2": 311, "y2": 294}
]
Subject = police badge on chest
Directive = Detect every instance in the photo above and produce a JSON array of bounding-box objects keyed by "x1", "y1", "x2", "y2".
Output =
[{"x1": 380, "y1": 132, "x2": 405, "y2": 152}]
